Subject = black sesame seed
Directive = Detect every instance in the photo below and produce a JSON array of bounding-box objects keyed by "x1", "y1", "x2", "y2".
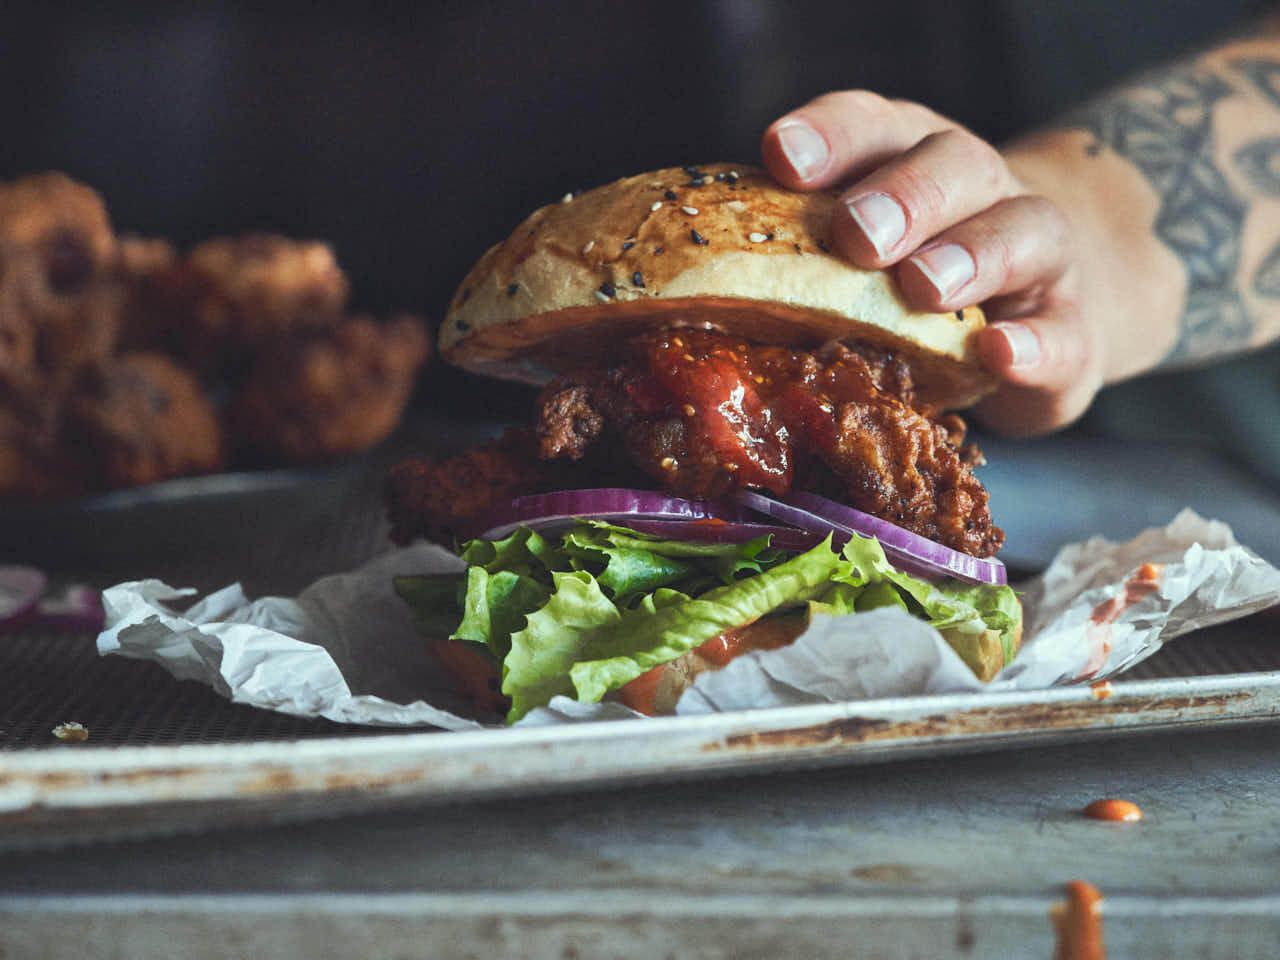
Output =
[
  {"x1": 621, "y1": 240, "x2": 634, "y2": 251},
  {"x1": 599, "y1": 281, "x2": 616, "y2": 298},
  {"x1": 687, "y1": 177, "x2": 706, "y2": 187},
  {"x1": 664, "y1": 189, "x2": 678, "y2": 201},
  {"x1": 683, "y1": 165, "x2": 700, "y2": 176},
  {"x1": 816, "y1": 239, "x2": 830, "y2": 253},
  {"x1": 793, "y1": 243, "x2": 802, "y2": 253},
  {"x1": 955, "y1": 310, "x2": 965, "y2": 321},
  {"x1": 725, "y1": 170, "x2": 739, "y2": 183},
  {"x1": 506, "y1": 283, "x2": 519, "y2": 296},
  {"x1": 632, "y1": 271, "x2": 645, "y2": 288},
  {"x1": 654, "y1": 246, "x2": 664, "y2": 255},
  {"x1": 456, "y1": 317, "x2": 471, "y2": 331},
  {"x1": 459, "y1": 287, "x2": 471, "y2": 303},
  {"x1": 690, "y1": 229, "x2": 707, "y2": 246},
  {"x1": 714, "y1": 172, "x2": 727, "y2": 181},
  {"x1": 766, "y1": 233, "x2": 775, "y2": 242}
]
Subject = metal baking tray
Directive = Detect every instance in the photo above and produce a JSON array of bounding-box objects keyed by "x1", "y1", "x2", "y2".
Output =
[{"x1": 2, "y1": 613, "x2": 1277, "y2": 851}]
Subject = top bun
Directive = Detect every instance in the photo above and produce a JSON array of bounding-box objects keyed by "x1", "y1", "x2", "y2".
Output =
[{"x1": 442, "y1": 163, "x2": 993, "y2": 409}]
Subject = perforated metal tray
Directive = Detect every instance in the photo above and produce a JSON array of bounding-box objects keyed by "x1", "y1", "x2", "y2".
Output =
[{"x1": 1, "y1": 612, "x2": 1277, "y2": 850}]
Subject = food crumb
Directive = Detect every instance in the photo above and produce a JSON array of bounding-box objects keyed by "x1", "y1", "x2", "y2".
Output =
[{"x1": 52, "y1": 721, "x2": 89, "y2": 743}]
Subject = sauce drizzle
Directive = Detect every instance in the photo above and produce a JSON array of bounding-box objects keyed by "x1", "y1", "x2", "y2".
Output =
[
  {"x1": 1082, "y1": 798, "x2": 1143, "y2": 823},
  {"x1": 1052, "y1": 880, "x2": 1105, "y2": 960}
]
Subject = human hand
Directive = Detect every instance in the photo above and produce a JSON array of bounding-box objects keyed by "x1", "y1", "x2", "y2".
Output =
[{"x1": 761, "y1": 92, "x2": 1100, "y2": 437}]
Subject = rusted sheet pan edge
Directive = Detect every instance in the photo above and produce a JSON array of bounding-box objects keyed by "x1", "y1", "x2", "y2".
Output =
[{"x1": 1, "y1": 673, "x2": 1277, "y2": 821}]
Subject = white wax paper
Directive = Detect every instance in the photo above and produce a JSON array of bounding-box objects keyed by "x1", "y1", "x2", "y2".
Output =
[{"x1": 98, "y1": 510, "x2": 1280, "y2": 729}]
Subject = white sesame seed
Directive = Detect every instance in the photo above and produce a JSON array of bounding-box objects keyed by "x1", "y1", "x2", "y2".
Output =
[
  {"x1": 561, "y1": 192, "x2": 574, "y2": 204},
  {"x1": 651, "y1": 200, "x2": 663, "y2": 212},
  {"x1": 682, "y1": 206, "x2": 699, "y2": 216},
  {"x1": 595, "y1": 290, "x2": 611, "y2": 303},
  {"x1": 726, "y1": 200, "x2": 747, "y2": 213},
  {"x1": 729, "y1": 170, "x2": 740, "y2": 178},
  {"x1": 582, "y1": 240, "x2": 595, "y2": 255},
  {"x1": 749, "y1": 232, "x2": 768, "y2": 243}
]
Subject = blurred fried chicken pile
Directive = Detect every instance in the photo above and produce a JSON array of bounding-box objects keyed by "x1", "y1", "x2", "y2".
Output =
[{"x1": 0, "y1": 172, "x2": 429, "y2": 498}]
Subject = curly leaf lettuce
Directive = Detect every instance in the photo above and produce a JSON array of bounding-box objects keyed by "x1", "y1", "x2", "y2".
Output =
[{"x1": 396, "y1": 521, "x2": 1022, "y2": 722}]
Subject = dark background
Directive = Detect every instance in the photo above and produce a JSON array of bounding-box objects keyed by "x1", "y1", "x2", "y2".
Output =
[{"x1": 0, "y1": 0, "x2": 1271, "y2": 439}]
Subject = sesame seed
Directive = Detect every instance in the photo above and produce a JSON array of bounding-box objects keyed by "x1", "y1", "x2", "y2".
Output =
[
  {"x1": 690, "y1": 229, "x2": 707, "y2": 245},
  {"x1": 819, "y1": 402, "x2": 834, "y2": 413},
  {"x1": 506, "y1": 283, "x2": 519, "y2": 296},
  {"x1": 660, "y1": 456, "x2": 678, "y2": 471},
  {"x1": 682, "y1": 404, "x2": 696, "y2": 417},
  {"x1": 456, "y1": 317, "x2": 471, "y2": 332},
  {"x1": 726, "y1": 200, "x2": 747, "y2": 213},
  {"x1": 724, "y1": 462, "x2": 739, "y2": 472},
  {"x1": 687, "y1": 176, "x2": 706, "y2": 186},
  {"x1": 683, "y1": 353, "x2": 695, "y2": 362},
  {"x1": 727, "y1": 170, "x2": 740, "y2": 182},
  {"x1": 793, "y1": 243, "x2": 802, "y2": 253},
  {"x1": 664, "y1": 189, "x2": 678, "y2": 201},
  {"x1": 682, "y1": 206, "x2": 699, "y2": 216},
  {"x1": 672, "y1": 337, "x2": 684, "y2": 347},
  {"x1": 651, "y1": 200, "x2": 663, "y2": 212},
  {"x1": 654, "y1": 246, "x2": 664, "y2": 255},
  {"x1": 598, "y1": 281, "x2": 616, "y2": 299},
  {"x1": 595, "y1": 290, "x2": 611, "y2": 303},
  {"x1": 954, "y1": 310, "x2": 965, "y2": 321},
  {"x1": 817, "y1": 238, "x2": 831, "y2": 253},
  {"x1": 459, "y1": 287, "x2": 471, "y2": 304},
  {"x1": 582, "y1": 240, "x2": 595, "y2": 255},
  {"x1": 714, "y1": 172, "x2": 727, "y2": 181},
  {"x1": 561, "y1": 192, "x2": 574, "y2": 203},
  {"x1": 621, "y1": 240, "x2": 635, "y2": 251},
  {"x1": 683, "y1": 165, "x2": 700, "y2": 176},
  {"x1": 766, "y1": 232, "x2": 775, "y2": 241},
  {"x1": 632, "y1": 271, "x2": 645, "y2": 288},
  {"x1": 738, "y1": 344, "x2": 747, "y2": 352},
  {"x1": 753, "y1": 374, "x2": 764, "y2": 384},
  {"x1": 749, "y1": 232, "x2": 768, "y2": 243}
]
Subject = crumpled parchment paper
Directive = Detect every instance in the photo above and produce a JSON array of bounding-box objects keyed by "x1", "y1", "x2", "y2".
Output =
[{"x1": 98, "y1": 510, "x2": 1280, "y2": 729}]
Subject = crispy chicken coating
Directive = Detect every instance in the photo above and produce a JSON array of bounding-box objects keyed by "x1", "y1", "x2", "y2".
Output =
[
  {"x1": 0, "y1": 173, "x2": 121, "y2": 399},
  {"x1": 62, "y1": 352, "x2": 225, "y2": 489},
  {"x1": 387, "y1": 328, "x2": 1002, "y2": 557},
  {"x1": 227, "y1": 314, "x2": 429, "y2": 463}
]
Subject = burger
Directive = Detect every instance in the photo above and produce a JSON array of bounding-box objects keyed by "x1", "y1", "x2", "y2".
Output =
[{"x1": 389, "y1": 163, "x2": 1021, "y2": 722}]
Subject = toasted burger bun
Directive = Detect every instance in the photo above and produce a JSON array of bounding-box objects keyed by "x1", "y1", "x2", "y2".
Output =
[{"x1": 442, "y1": 163, "x2": 994, "y2": 410}]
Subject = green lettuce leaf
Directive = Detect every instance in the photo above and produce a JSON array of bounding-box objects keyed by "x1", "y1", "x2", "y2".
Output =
[
  {"x1": 401, "y1": 521, "x2": 1023, "y2": 723},
  {"x1": 566, "y1": 537, "x2": 849, "y2": 705},
  {"x1": 452, "y1": 566, "x2": 551, "y2": 659},
  {"x1": 393, "y1": 574, "x2": 467, "y2": 639},
  {"x1": 502, "y1": 571, "x2": 622, "y2": 722}
]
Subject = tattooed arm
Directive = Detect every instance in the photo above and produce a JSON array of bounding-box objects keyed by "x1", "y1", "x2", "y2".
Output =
[{"x1": 760, "y1": 25, "x2": 1280, "y2": 436}]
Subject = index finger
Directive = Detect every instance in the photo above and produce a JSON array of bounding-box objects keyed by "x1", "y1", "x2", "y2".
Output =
[{"x1": 761, "y1": 91, "x2": 955, "y2": 190}]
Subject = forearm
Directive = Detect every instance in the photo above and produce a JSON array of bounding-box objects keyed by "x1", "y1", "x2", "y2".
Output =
[{"x1": 1004, "y1": 24, "x2": 1280, "y2": 384}]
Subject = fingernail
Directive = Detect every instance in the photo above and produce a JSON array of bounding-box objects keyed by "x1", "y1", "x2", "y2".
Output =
[
  {"x1": 910, "y1": 244, "x2": 975, "y2": 301},
  {"x1": 995, "y1": 322, "x2": 1041, "y2": 370},
  {"x1": 846, "y1": 193, "x2": 907, "y2": 258},
  {"x1": 775, "y1": 121, "x2": 829, "y2": 181}
]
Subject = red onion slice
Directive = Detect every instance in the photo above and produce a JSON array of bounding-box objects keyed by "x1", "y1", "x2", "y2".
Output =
[
  {"x1": 0, "y1": 566, "x2": 47, "y2": 626},
  {"x1": 475, "y1": 488, "x2": 744, "y2": 541},
  {"x1": 34, "y1": 584, "x2": 106, "y2": 632},
  {"x1": 736, "y1": 489, "x2": 1007, "y2": 586}
]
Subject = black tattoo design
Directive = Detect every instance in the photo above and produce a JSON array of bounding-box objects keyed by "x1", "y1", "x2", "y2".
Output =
[
  {"x1": 1231, "y1": 58, "x2": 1280, "y2": 108},
  {"x1": 1253, "y1": 241, "x2": 1280, "y2": 298},
  {"x1": 1066, "y1": 67, "x2": 1253, "y2": 362},
  {"x1": 1233, "y1": 136, "x2": 1280, "y2": 196}
]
